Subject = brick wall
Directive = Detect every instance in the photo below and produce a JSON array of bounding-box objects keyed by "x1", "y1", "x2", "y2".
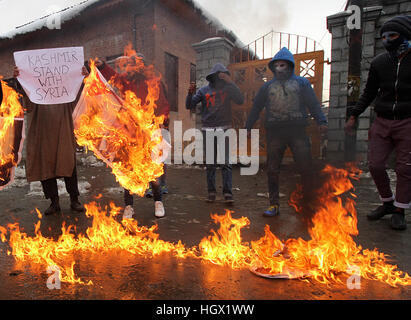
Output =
[
  {"x1": 0, "y1": 0, "x2": 225, "y2": 151},
  {"x1": 152, "y1": 1, "x2": 213, "y2": 138},
  {"x1": 0, "y1": 2, "x2": 139, "y2": 77}
]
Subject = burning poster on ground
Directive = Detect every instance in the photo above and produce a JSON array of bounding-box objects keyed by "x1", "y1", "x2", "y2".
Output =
[
  {"x1": 73, "y1": 53, "x2": 165, "y2": 196},
  {"x1": 0, "y1": 80, "x2": 25, "y2": 191}
]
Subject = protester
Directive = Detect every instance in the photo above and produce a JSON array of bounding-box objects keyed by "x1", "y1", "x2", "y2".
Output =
[
  {"x1": 345, "y1": 15, "x2": 411, "y2": 231},
  {"x1": 96, "y1": 54, "x2": 170, "y2": 219},
  {"x1": 11, "y1": 66, "x2": 88, "y2": 216},
  {"x1": 245, "y1": 47, "x2": 328, "y2": 218},
  {"x1": 186, "y1": 63, "x2": 244, "y2": 204}
]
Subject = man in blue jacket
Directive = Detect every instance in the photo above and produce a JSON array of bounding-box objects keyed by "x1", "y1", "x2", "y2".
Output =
[
  {"x1": 246, "y1": 47, "x2": 328, "y2": 217},
  {"x1": 186, "y1": 63, "x2": 244, "y2": 203}
]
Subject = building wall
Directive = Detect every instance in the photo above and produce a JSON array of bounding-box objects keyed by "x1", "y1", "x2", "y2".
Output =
[
  {"x1": 0, "y1": 0, "x2": 226, "y2": 148},
  {"x1": 326, "y1": 0, "x2": 411, "y2": 162},
  {"x1": 152, "y1": 1, "x2": 214, "y2": 139},
  {"x1": 0, "y1": 2, "x2": 140, "y2": 77}
]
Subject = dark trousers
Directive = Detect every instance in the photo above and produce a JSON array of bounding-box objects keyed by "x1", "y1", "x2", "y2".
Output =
[
  {"x1": 202, "y1": 130, "x2": 232, "y2": 195},
  {"x1": 124, "y1": 179, "x2": 162, "y2": 206},
  {"x1": 160, "y1": 164, "x2": 167, "y2": 187},
  {"x1": 368, "y1": 117, "x2": 411, "y2": 208},
  {"x1": 266, "y1": 127, "x2": 313, "y2": 206},
  {"x1": 41, "y1": 167, "x2": 80, "y2": 200}
]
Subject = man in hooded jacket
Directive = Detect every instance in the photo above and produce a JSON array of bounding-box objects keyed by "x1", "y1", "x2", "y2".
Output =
[
  {"x1": 345, "y1": 15, "x2": 411, "y2": 230},
  {"x1": 245, "y1": 47, "x2": 328, "y2": 217},
  {"x1": 186, "y1": 63, "x2": 244, "y2": 203},
  {"x1": 95, "y1": 55, "x2": 169, "y2": 219}
]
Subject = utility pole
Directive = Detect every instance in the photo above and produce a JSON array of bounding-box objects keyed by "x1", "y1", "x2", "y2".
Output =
[{"x1": 344, "y1": 0, "x2": 364, "y2": 162}]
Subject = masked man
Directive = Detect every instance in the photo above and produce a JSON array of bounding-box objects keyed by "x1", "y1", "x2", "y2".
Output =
[
  {"x1": 345, "y1": 15, "x2": 411, "y2": 230},
  {"x1": 246, "y1": 47, "x2": 328, "y2": 217}
]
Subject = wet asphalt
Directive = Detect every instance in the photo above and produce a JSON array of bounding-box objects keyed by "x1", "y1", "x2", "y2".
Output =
[{"x1": 0, "y1": 153, "x2": 410, "y2": 300}]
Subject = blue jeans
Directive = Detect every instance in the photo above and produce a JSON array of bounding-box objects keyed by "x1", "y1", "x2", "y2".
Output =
[{"x1": 202, "y1": 130, "x2": 232, "y2": 195}]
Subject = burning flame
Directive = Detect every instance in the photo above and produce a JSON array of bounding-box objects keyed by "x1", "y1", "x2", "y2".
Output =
[
  {"x1": 1, "y1": 158, "x2": 410, "y2": 285},
  {"x1": 0, "y1": 80, "x2": 24, "y2": 173},
  {"x1": 73, "y1": 47, "x2": 164, "y2": 196}
]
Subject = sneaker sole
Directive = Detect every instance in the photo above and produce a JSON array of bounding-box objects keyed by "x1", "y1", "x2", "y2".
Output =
[{"x1": 263, "y1": 212, "x2": 279, "y2": 217}]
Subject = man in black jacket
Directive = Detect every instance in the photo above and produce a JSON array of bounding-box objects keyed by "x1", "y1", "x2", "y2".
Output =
[{"x1": 345, "y1": 15, "x2": 411, "y2": 230}]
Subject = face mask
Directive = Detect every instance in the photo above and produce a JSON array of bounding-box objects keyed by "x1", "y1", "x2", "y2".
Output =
[
  {"x1": 382, "y1": 32, "x2": 408, "y2": 54},
  {"x1": 273, "y1": 61, "x2": 291, "y2": 80}
]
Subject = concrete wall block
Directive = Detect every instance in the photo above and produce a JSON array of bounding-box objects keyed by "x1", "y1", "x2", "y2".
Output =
[
  {"x1": 356, "y1": 129, "x2": 369, "y2": 141},
  {"x1": 330, "y1": 72, "x2": 341, "y2": 85},
  {"x1": 202, "y1": 49, "x2": 213, "y2": 60},
  {"x1": 383, "y1": 4, "x2": 400, "y2": 15},
  {"x1": 331, "y1": 48, "x2": 342, "y2": 62},
  {"x1": 328, "y1": 106, "x2": 347, "y2": 118},
  {"x1": 341, "y1": 48, "x2": 350, "y2": 61},
  {"x1": 329, "y1": 94, "x2": 339, "y2": 107},
  {"x1": 363, "y1": 32, "x2": 376, "y2": 46},
  {"x1": 400, "y1": 2, "x2": 411, "y2": 13},
  {"x1": 358, "y1": 118, "x2": 371, "y2": 129},
  {"x1": 196, "y1": 59, "x2": 209, "y2": 70},
  {"x1": 330, "y1": 84, "x2": 348, "y2": 97},
  {"x1": 214, "y1": 47, "x2": 229, "y2": 59},
  {"x1": 356, "y1": 141, "x2": 369, "y2": 153},
  {"x1": 331, "y1": 25, "x2": 345, "y2": 38},
  {"x1": 328, "y1": 118, "x2": 342, "y2": 130},
  {"x1": 339, "y1": 95, "x2": 348, "y2": 107},
  {"x1": 331, "y1": 37, "x2": 348, "y2": 50},
  {"x1": 363, "y1": 45, "x2": 375, "y2": 58},
  {"x1": 328, "y1": 129, "x2": 346, "y2": 141},
  {"x1": 364, "y1": 21, "x2": 376, "y2": 33},
  {"x1": 340, "y1": 71, "x2": 348, "y2": 84},
  {"x1": 331, "y1": 60, "x2": 348, "y2": 73}
]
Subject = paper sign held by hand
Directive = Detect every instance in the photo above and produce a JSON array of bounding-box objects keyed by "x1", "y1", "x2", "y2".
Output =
[{"x1": 13, "y1": 47, "x2": 84, "y2": 105}]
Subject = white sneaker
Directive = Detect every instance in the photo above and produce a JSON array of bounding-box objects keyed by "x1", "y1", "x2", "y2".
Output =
[
  {"x1": 154, "y1": 201, "x2": 165, "y2": 218},
  {"x1": 123, "y1": 205, "x2": 135, "y2": 219}
]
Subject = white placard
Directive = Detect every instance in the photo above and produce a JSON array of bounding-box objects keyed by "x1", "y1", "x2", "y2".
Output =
[{"x1": 13, "y1": 47, "x2": 84, "y2": 105}]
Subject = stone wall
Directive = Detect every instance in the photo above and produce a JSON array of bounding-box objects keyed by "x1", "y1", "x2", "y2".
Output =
[{"x1": 326, "y1": 0, "x2": 411, "y2": 162}]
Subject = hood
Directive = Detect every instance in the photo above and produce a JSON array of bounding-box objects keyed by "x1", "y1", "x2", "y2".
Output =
[
  {"x1": 206, "y1": 63, "x2": 230, "y2": 82},
  {"x1": 380, "y1": 15, "x2": 411, "y2": 40},
  {"x1": 268, "y1": 47, "x2": 295, "y2": 74}
]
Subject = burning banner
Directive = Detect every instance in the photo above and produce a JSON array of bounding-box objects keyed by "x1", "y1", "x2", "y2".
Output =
[
  {"x1": 0, "y1": 80, "x2": 25, "y2": 190},
  {"x1": 73, "y1": 57, "x2": 165, "y2": 196}
]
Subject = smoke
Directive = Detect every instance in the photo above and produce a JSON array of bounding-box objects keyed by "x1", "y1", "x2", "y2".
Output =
[{"x1": 193, "y1": 0, "x2": 290, "y2": 45}]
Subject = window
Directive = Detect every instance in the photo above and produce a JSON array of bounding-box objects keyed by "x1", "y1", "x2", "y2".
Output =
[{"x1": 165, "y1": 52, "x2": 179, "y2": 112}]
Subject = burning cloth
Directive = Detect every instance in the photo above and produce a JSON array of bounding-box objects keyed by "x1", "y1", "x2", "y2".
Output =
[
  {"x1": 73, "y1": 64, "x2": 166, "y2": 196},
  {"x1": 0, "y1": 81, "x2": 25, "y2": 190}
]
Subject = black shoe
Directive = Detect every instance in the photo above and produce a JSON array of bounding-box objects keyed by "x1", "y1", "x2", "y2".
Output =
[
  {"x1": 367, "y1": 203, "x2": 395, "y2": 220},
  {"x1": 207, "y1": 193, "x2": 216, "y2": 203},
  {"x1": 70, "y1": 200, "x2": 85, "y2": 212},
  {"x1": 224, "y1": 194, "x2": 234, "y2": 205},
  {"x1": 44, "y1": 203, "x2": 61, "y2": 216},
  {"x1": 390, "y1": 209, "x2": 407, "y2": 230}
]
